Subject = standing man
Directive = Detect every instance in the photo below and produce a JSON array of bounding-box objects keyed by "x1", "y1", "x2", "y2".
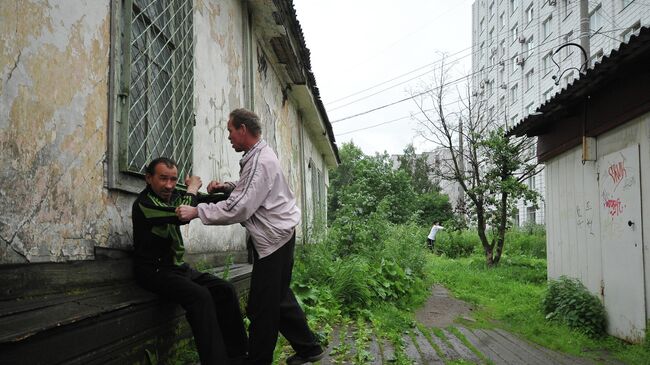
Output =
[
  {"x1": 176, "y1": 109, "x2": 324, "y2": 365},
  {"x1": 427, "y1": 222, "x2": 444, "y2": 251},
  {"x1": 132, "y1": 157, "x2": 248, "y2": 365}
]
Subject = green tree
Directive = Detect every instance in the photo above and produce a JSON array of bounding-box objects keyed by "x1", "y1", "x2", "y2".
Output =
[
  {"x1": 414, "y1": 191, "x2": 453, "y2": 225},
  {"x1": 329, "y1": 142, "x2": 416, "y2": 225},
  {"x1": 397, "y1": 144, "x2": 438, "y2": 194},
  {"x1": 412, "y1": 58, "x2": 542, "y2": 266},
  {"x1": 396, "y1": 143, "x2": 453, "y2": 225}
]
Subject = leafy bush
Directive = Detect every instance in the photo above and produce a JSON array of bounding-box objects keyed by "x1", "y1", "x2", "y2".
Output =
[
  {"x1": 433, "y1": 230, "x2": 478, "y2": 258},
  {"x1": 542, "y1": 276, "x2": 606, "y2": 338},
  {"x1": 430, "y1": 226, "x2": 547, "y2": 260},
  {"x1": 294, "y1": 220, "x2": 430, "y2": 316}
]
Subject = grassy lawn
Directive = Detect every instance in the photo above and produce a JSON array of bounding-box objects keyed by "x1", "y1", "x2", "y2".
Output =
[{"x1": 428, "y1": 254, "x2": 650, "y2": 365}]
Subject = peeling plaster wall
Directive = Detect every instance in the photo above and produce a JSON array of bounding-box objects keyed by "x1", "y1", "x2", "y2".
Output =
[
  {"x1": 187, "y1": 0, "x2": 327, "y2": 251},
  {"x1": 301, "y1": 136, "x2": 329, "y2": 231},
  {"x1": 0, "y1": 0, "x2": 333, "y2": 264},
  {"x1": 0, "y1": 1, "x2": 135, "y2": 264},
  {"x1": 185, "y1": 0, "x2": 248, "y2": 254}
]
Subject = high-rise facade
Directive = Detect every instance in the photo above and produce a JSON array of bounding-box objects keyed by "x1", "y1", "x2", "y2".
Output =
[{"x1": 471, "y1": 0, "x2": 650, "y2": 226}]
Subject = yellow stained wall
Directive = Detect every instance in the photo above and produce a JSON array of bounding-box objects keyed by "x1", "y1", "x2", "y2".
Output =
[
  {"x1": 0, "y1": 0, "x2": 331, "y2": 263},
  {"x1": 0, "y1": 1, "x2": 125, "y2": 263}
]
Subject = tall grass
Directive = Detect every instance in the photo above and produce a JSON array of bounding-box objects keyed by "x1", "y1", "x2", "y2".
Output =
[
  {"x1": 294, "y1": 221, "x2": 431, "y2": 317},
  {"x1": 433, "y1": 224, "x2": 547, "y2": 259}
]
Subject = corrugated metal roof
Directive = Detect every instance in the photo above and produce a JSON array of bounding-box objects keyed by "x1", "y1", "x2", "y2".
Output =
[
  {"x1": 275, "y1": 0, "x2": 340, "y2": 163},
  {"x1": 507, "y1": 26, "x2": 650, "y2": 137}
]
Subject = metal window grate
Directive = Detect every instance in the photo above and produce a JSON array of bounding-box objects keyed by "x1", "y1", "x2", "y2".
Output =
[{"x1": 123, "y1": 0, "x2": 194, "y2": 177}]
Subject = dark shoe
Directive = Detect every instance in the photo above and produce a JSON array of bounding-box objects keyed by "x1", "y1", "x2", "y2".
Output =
[{"x1": 286, "y1": 349, "x2": 325, "y2": 365}]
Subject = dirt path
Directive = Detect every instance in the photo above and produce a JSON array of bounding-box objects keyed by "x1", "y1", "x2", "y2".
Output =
[
  {"x1": 415, "y1": 285, "x2": 474, "y2": 328},
  {"x1": 307, "y1": 285, "x2": 625, "y2": 364}
]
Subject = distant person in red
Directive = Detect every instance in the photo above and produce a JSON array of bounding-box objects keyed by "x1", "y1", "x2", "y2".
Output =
[
  {"x1": 176, "y1": 108, "x2": 324, "y2": 365},
  {"x1": 427, "y1": 222, "x2": 444, "y2": 251}
]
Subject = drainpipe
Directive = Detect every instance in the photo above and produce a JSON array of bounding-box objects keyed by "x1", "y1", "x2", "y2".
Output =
[
  {"x1": 298, "y1": 115, "x2": 308, "y2": 245},
  {"x1": 579, "y1": 0, "x2": 591, "y2": 69}
]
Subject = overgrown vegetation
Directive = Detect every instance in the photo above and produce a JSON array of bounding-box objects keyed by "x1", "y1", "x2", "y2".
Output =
[
  {"x1": 429, "y1": 255, "x2": 650, "y2": 364},
  {"x1": 412, "y1": 58, "x2": 543, "y2": 266},
  {"x1": 542, "y1": 276, "x2": 606, "y2": 338},
  {"x1": 432, "y1": 223, "x2": 546, "y2": 259},
  {"x1": 282, "y1": 140, "x2": 647, "y2": 364}
]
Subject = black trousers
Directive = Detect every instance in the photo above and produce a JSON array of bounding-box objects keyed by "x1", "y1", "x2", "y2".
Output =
[
  {"x1": 247, "y1": 233, "x2": 320, "y2": 365},
  {"x1": 135, "y1": 263, "x2": 248, "y2": 365},
  {"x1": 427, "y1": 238, "x2": 435, "y2": 250}
]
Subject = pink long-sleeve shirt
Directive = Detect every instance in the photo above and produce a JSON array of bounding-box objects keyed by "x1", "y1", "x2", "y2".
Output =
[{"x1": 197, "y1": 140, "x2": 301, "y2": 258}]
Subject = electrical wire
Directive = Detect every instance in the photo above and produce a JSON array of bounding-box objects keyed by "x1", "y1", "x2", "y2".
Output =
[
  {"x1": 335, "y1": 25, "x2": 639, "y2": 136},
  {"x1": 326, "y1": 0, "x2": 585, "y2": 110}
]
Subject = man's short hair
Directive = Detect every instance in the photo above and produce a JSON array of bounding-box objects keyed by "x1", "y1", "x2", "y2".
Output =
[
  {"x1": 229, "y1": 108, "x2": 262, "y2": 137},
  {"x1": 145, "y1": 157, "x2": 177, "y2": 175}
]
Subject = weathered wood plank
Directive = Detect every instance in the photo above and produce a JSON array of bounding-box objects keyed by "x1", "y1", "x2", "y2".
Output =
[
  {"x1": 0, "y1": 285, "x2": 120, "y2": 318},
  {"x1": 381, "y1": 337, "x2": 396, "y2": 363},
  {"x1": 441, "y1": 328, "x2": 482, "y2": 364},
  {"x1": 365, "y1": 334, "x2": 382, "y2": 365},
  {"x1": 0, "y1": 261, "x2": 252, "y2": 365},
  {"x1": 319, "y1": 327, "x2": 339, "y2": 365},
  {"x1": 0, "y1": 301, "x2": 186, "y2": 365},
  {"x1": 404, "y1": 331, "x2": 424, "y2": 365},
  {"x1": 412, "y1": 328, "x2": 445, "y2": 364},
  {"x1": 0, "y1": 260, "x2": 133, "y2": 300},
  {"x1": 492, "y1": 328, "x2": 580, "y2": 365},
  {"x1": 456, "y1": 326, "x2": 509, "y2": 365},
  {"x1": 473, "y1": 329, "x2": 530, "y2": 364}
]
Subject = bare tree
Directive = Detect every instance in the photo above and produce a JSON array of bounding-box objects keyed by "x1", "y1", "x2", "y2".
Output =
[{"x1": 413, "y1": 59, "x2": 542, "y2": 266}]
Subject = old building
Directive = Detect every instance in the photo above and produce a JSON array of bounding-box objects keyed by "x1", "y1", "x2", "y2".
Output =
[
  {"x1": 471, "y1": 0, "x2": 650, "y2": 226},
  {"x1": 0, "y1": 0, "x2": 337, "y2": 362},
  {"x1": 508, "y1": 26, "x2": 650, "y2": 342},
  {"x1": 0, "y1": 0, "x2": 337, "y2": 265}
]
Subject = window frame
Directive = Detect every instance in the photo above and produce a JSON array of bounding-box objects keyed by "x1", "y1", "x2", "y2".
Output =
[
  {"x1": 524, "y1": 68, "x2": 535, "y2": 90},
  {"x1": 511, "y1": 23, "x2": 519, "y2": 43},
  {"x1": 107, "y1": 0, "x2": 196, "y2": 193},
  {"x1": 510, "y1": 83, "x2": 519, "y2": 103},
  {"x1": 589, "y1": 4, "x2": 603, "y2": 32},
  {"x1": 542, "y1": 15, "x2": 553, "y2": 39}
]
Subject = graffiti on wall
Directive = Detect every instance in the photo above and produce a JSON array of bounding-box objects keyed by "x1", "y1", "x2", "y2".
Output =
[{"x1": 600, "y1": 151, "x2": 638, "y2": 221}]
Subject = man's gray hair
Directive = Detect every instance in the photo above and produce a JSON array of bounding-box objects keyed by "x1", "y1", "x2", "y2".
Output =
[{"x1": 230, "y1": 108, "x2": 262, "y2": 137}]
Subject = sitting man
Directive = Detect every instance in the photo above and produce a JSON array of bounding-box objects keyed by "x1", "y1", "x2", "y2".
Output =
[{"x1": 132, "y1": 157, "x2": 248, "y2": 365}]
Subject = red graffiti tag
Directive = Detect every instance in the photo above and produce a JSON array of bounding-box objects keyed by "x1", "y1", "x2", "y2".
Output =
[
  {"x1": 604, "y1": 198, "x2": 623, "y2": 217},
  {"x1": 608, "y1": 161, "x2": 626, "y2": 185}
]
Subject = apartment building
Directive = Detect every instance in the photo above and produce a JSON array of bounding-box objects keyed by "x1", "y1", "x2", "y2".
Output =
[{"x1": 471, "y1": 0, "x2": 650, "y2": 226}]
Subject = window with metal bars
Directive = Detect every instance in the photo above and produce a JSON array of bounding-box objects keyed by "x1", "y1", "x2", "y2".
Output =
[{"x1": 120, "y1": 0, "x2": 194, "y2": 178}]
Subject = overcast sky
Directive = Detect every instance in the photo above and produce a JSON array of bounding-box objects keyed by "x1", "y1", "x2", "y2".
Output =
[{"x1": 293, "y1": 0, "x2": 474, "y2": 156}]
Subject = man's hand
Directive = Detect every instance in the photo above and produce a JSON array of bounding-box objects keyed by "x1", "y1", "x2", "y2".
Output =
[
  {"x1": 184, "y1": 175, "x2": 202, "y2": 195},
  {"x1": 207, "y1": 180, "x2": 229, "y2": 194},
  {"x1": 176, "y1": 205, "x2": 199, "y2": 222}
]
